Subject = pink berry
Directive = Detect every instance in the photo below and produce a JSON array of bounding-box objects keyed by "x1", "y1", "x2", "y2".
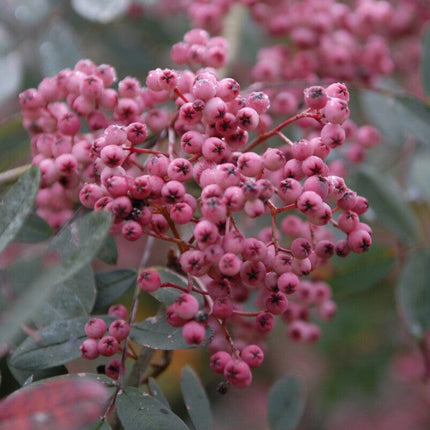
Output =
[
  {"x1": 241, "y1": 344, "x2": 264, "y2": 368},
  {"x1": 97, "y1": 336, "x2": 119, "y2": 356},
  {"x1": 210, "y1": 350, "x2": 231, "y2": 374},
  {"x1": 85, "y1": 318, "x2": 107, "y2": 339},
  {"x1": 80, "y1": 338, "x2": 99, "y2": 360},
  {"x1": 224, "y1": 359, "x2": 252, "y2": 388},
  {"x1": 137, "y1": 268, "x2": 161, "y2": 293},
  {"x1": 182, "y1": 320, "x2": 206, "y2": 345},
  {"x1": 109, "y1": 319, "x2": 130, "y2": 341},
  {"x1": 174, "y1": 294, "x2": 200, "y2": 320},
  {"x1": 303, "y1": 86, "x2": 328, "y2": 110},
  {"x1": 108, "y1": 304, "x2": 128, "y2": 320},
  {"x1": 105, "y1": 358, "x2": 122, "y2": 380}
]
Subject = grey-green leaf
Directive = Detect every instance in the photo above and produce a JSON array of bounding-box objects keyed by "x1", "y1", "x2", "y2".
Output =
[
  {"x1": 393, "y1": 96, "x2": 430, "y2": 146},
  {"x1": 0, "y1": 211, "x2": 112, "y2": 347},
  {"x1": 354, "y1": 166, "x2": 419, "y2": 243},
  {"x1": 148, "y1": 377, "x2": 170, "y2": 409},
  {"x1": 396, "y1": 249, "x2": 430, "y2": 339},
  {"x1": 181, "y1": 366, "x2": 212, "y2": 430},
  {"x1": 10, "y1": 316, "x2": 116, "y2": 370},
  {"x1": 94, "y1": 269, "x2": 137, "y2": 310},
  {"x1": 89, "y1": 421, "x2": 113, "y2": 430},
  {"x1": 33, "y1": 265, "x2": 96, "y2": 327},
  {"x1": 267, "y1": 375, "x2": 304, "y2": 430},
  {"x1": 330, "y1": 245, "x2": 395, "y2": 298},
  {"x1": 0, "y1": 166, "x2": 40, "y2": 254},
  {"x1": 116, "y1": 387, "x2": 189, "y2": 430},
  {"x1": 97, "y1": 234, "x2": 118, "y2": 265},
  {"x1": 421, "y1": 25, "x2": 430, "y2": 98},
  {"x1": 14, "y1": 213, "x2": 54, "y2": 243},
  {"x1": 130, "y1": 315, "x2": 212, "y2": 350}
]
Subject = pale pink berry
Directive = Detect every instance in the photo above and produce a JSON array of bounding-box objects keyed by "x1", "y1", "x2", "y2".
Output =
[
  {"x1": 109, "y1": 319, "x2": 130, "y2": 341},
  {"x1": 303, "y1": 86, "x2": 328, "y2": 110},
  {"x1": 347, "y1": 229, "x2": 372, "y2": 253},
  {"x1": 122, "y1": 219, "x2": 143, "y2": 241},
  {"x1": 224, "y1": 359, "x2": 252, "y2": 388},
  {"x1": 241, "y1": 344, "x2": 264, "y2": 368},
  {"x1": 210, "y1": 351, "x2": 231, "y2": 374},
  {"x1": 108, "y1": 304, "x2": 128, "y2": 320},
  {"x1": 277, "y1": 272, "x2": 299, "y2": 295},
  {"x1": 98, "y1": 336, "x2": 119, "y2": 356},
  {"x1": 212, "y1": 296, "x2": 234, "y2": 319},
  {"x1": 174, "y1": 294, "x2": 199, "y2": 320},
  {"x1": 265, "y1": 292, "x2": 288, "y2": 315},
  {"x1": 105, "y1": 358, "x2": 122, "y2": 380},
  {"x1": 80, "y1": 338, "x2": 99, "y2": 360},
  {"x1": 85, "y1": 318, "x2": 107, "y2": 339},
  {"x1": 58, "y1": 112, "x2": 81, "y2": 135},
  {"x1": 255, "y1": 312, "x2": 275, "y2": 333},
  {"x1": 138, "y1": 268, "x2": 161, "y2": 293},
  {"x1": 182, "y1": 321, "x2": 206, "y2": 345}
]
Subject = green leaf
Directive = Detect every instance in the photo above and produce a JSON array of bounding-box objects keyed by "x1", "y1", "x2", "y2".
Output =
[
  {"x1": 181, "y1": 366, "x2": 212, "y2": 430},
  {"x1": 14, "y1": 212, "x2": 54, "y2": 243},
  {"x1": 10, "y1": 316, "x2": 116, "y2": 370},
  {"x1": 0, "y1": 166, "x2": 40, "y2": 254},
  {"x1": 359, "y1": 90, "x2": 430, "y2": 147},
  {"x1": 148, "y1": 377, "x2": 170, "y2": 409},
  {"x1": 97, "y1": 234, "x2": 118, "y2": 265},
  {"x1": 410, "y1": 150, "x2": 430, "y2": 202},
  {"x1": 359, "y1": 89, "x2": 405, "y2": 146},
  {"x1": 330, "y1": 245, "x2": 395, "y2": 297},
  {"x1": 33, "y1": 265, "x2": 96, "y2": 326},
  {"x1": 151, "y1": 268, "x2": 204, "y2": 307},
  {"x1": 94, "y1": 269, "x2": 137, "y2": 310},
  {"x1": 267, "y1": 375, "x2": 304, "y2": 430},
  {"x1": 396, "y1": 249, "x2": 430, "y2": 339},
  {"x1": 90, "y1": 421, "x2": 113, "y2": 430},
  {"x1": 8, "y1": 361, "x2": 68, "y2": 386},
  {"x1": 116, "y1": 386, "x2": 189, "y2": 430},
  {"x1": 422, "y1": 25, "x2": 430, "y2": 98},
  {"x1": 130, "y1": 315, "x2": 212, "y2": 350},
  {"x1": 394, "y1": 96, "x2": 430, "y2": 146},
  {"x1": 0, "y1": 211, "x2": 111, "y2": 347},
  {"x1": 354, "y1": 166, "x2": 419, "y2": 243}
]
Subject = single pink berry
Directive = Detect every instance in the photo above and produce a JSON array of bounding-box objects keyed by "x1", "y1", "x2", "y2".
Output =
[
  {"x1": 105, "y1": 358, "x2": 122, "y2": 380},
  {"x1": 137, "y1": 268, "x2": 161, "y2": 293},
  {"x1": 210, "y1": 350, "x2": 231, "y2": 374},
  {"x1": 98, "y1": 336, "x2": 119, "y2": 357},
  {"x1": 108, "y1": 304, "x2": 128, "y2": 320},
  {"x1": 174, "y1": 294, "x2": 200, "y2": 320},
  {"x1": 85, "y1": 318, "x2": 107, "y2": 339},
  {"x1": 212, "y1": 296, "x2": 234, "y2": 319},
  {"x1": 182, "y1": 320, "x2": 206, "y2": 345},
  {"x1": 303, "y1": 86, "x2": 328, "y2": 110},
  {"x1": 80, "y1": 338, "x2": 99, "y2": 360},
  {"x1": 265, "y1": 292, "x2": 289, "y2": 315},
  {"x1": 109, "y1": 319, "x2": 130, "y2": 341},
  {"x1": 241, "y1": 344, "x2": 264, "y2": 368},
  {"x1": 224, "y1": 359, "x2": 252, "y2": 388}
]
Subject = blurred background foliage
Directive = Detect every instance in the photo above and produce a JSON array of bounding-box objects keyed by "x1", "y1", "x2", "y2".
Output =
[{"x1": 1, "y1": 1, "x2": 430, "y2": 429}]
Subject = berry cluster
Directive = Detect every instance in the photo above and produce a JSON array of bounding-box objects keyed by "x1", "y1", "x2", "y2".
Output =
[
  {"x1": 80, "y1": 305, "x2": 130, "y2": 380},
  {"x1": 146, "y1": 0, "x2": 429, "y2": 92},
  {"x1": 23, "y1": 29, "x2": 373, "y2": 388}
]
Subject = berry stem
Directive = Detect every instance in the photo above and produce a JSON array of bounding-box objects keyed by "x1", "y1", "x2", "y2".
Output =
[{"x1": 245, "y1": 109, "x2": 321, "y2": 151}]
